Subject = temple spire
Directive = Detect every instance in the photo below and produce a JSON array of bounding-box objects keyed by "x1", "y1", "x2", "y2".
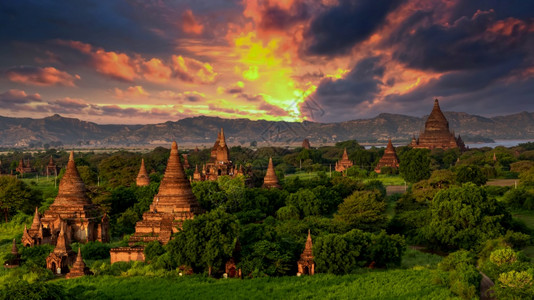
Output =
[
  {"x1": 342, "y1": 148, "x2": 349, "y2": 160},
  {"x1": 54, "y1": 222, "x2": 71, "y2": 254},
  {"x1": 51, "y1": 150, "x2": 91, "y2": 207},
  {"x1": 31, "y1": 207, "x2": 40, "y2": 230},
  {"x1": 136, "y1": 159, "x2": 150, "y2": 186},
  {"x1": 262, "y1": 157, "x2": 280, "y2": 189},
  {"x1": 220, "y1": 128, "x2": 226, "y2": 147}
]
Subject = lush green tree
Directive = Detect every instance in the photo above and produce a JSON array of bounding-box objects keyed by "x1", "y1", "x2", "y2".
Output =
[
  {"x1": 314, "y1": 229, "x2": 405, "y2": 274},
  {"x1": 423, "y1": 184, "x2": 512, "y2": 250},
  {"x1": 399, "y1": 149, "x2": 431, "y2": 183},
  {"x1": 192, "y1": 180, "x2": 227, "y2": 211},
  {"x1": 287, "y1": 189, "x2": 321, "y2": 217},
  {"x1": 166, "y1": 209, "x2": 239, "y2": 275},
  {"x1": 334, "y1": 190, "x2": 387, "y2": 231},
  {"x1": 435, "y1": 250, "x2": 481, "y2": 299},
  {"x1": 0, "y1": 176, "x2": 41, "y2": 222},
  {"x1": 276, "y1": 205, "x2": 300, "y2": 220},
  {"x1": 98, "y1": 151, "x2": 139, "y2": 187},
  {"x1": 456, "y1": 165, "x2": 487, "y2": 186},
  {"x1": 144, "y1": 241, "x2": 166, "y2": 263}
]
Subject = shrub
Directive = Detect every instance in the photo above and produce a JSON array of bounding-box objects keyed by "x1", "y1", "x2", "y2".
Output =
[
  {"x1": 435, "y1": 250, "x2": 481, "y2": 300},
  {"x1": 0, "y1": 281, "x2": 68, "y2": 300},
  {"x1": 492, "y1": 271, "x2": 534, "y2": 300}
]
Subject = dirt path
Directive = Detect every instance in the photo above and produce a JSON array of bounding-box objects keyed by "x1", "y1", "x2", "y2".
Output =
[
  {"x1": 480, "y1": 272, "x2": 495, "y2": 300},
  {"x1": 386, "y1": 185, "x2": 406, "y2": 195}
]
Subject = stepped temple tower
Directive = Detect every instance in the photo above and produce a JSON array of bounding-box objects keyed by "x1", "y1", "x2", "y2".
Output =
[
  {"x1": 409, "y1": 99, "x2": 466, "y2": 151},
  {"x1": 297, "y1": 230, "x2": 315, "y2": 275},
  {"x1": 205, "y1": 128, "x2": 233, "y2": 180},
  {"x1": 111, "y1": 142, "x2": 202, "y2": 263},
  {"x1": 374, "y1": 139, "x2": 400, "y2": 173},
  {"x1": 262, "y1": 157, "x2": 280, "y2": 189},
  {"x1": 136, "y1": 159, "x2": 150, "y2": 186},
  {"x1": 192, "y1": 128, "x2": 237, "y2": 182},
  {"x1": 302, "y1": 138, "x2": 311, "y2": 149},
  {"x1": 335, "y1": 148, "x2": 353, "y2": 172},
  {"x1": 66, "y1": 248, "x2": 92, "y2": 278},
  {"x1": 46, "y1": 222, "x2": 76, "y2": 274},
  {"x1": 46, "y1": 156, "x2": 58, "y2": 177},
  {"x1": 22, "y1": 152, "x2": 109, "y2": 247}
]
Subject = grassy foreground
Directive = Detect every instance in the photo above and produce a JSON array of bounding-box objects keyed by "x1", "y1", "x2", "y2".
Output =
[{"x1": 57, "y1": 269, "x2": 457, "y2": 300}]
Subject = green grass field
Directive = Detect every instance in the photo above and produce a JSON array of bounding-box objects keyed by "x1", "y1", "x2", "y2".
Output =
[{"x1": 57, "y1": 269, "x2": 457, "y2": 300}]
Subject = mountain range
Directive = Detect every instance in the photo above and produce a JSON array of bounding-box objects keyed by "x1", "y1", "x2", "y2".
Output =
[{"x1": 1, "y1": 111, "x2": 533, "y2": 148}]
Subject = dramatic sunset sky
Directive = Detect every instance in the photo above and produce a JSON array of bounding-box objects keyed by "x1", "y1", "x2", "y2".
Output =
[{"x1": 0, "y1": 0, "x2": 533, "y2": 124}]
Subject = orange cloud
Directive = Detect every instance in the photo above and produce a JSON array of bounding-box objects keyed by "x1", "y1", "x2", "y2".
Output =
[
  {"x1": 142, "y1": 58, "x2": 172, "y2": 83},
  {"x1": 182, "y1": 9, "x2": 204, "y2": 35},
  {"x1": 114, "y1": 85, "x2": 150, "y2": 99},
  {"x1": 92, "y1": 48, "x2": 138, "y2": 82},
  {"x1": 171, "y1": 55, "x2": 218, "y2": 84},
  {"x1": 60, "y1": 40, "x2": 217, "y2": 85},
  {"x1": 6, "y1": 66, "x2": 80, "y2": 87}
]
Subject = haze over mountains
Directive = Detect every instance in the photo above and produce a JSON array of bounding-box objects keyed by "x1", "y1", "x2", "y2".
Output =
[{"x1": 0, "y1": 111, "x2": 533, "y2": 148}]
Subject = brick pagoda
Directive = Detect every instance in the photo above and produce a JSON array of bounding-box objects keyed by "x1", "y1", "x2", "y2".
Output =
[
  {"x1": 46, "y1": 222, "x2": 76, "y2": 274},
  {"x1": 136, "y1": 158, "x2": 150, "y2": 186},
  {"x1": 22, "y1": 152, "x2": 109, "y2": 247},
  {"x1": 111, "y1": 141, "x2": 202, "y2": 263},
  {"x1": 262, "y1": 157, "x2": 280, "y2": 189},
  {"x1": 335, "y1": 148, "x2": 353, "y2": 172},
  {"x1": 302, "y1": 138, "x2": 311, "y2": 149},
  {"x1": 374, "y1": 139, "x2": 400, "y2": 173},
  {"x1": 410, "y1": 99, "x2": 466, "y2": 151},
  {"x1": 66, "y1": 248, "x2": 92, "y2": 278},
  {"x1": 297, "y1": 230, "x2": 315, "y2": 275}
]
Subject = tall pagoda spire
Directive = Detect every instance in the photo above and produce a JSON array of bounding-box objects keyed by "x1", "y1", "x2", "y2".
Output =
[
  {"x1": 220, "y1": 128, "x2": 226, "y2": 147},
  {"x1": 51, "y1": 151, "x2": 92, "y2": 207},
  {"x1": 136, "y1": 159, "x2": 150, "y2": 186},
  {"x1": 262, "y1": 157, "x2": 280, "y2": 189},
  {"x1": 30, "y1": 207, "x2": 40, "y2": 230},
  {"x1": 151, "y1": 141, "x2": 200, "y2": 214},
  {"x1": 342, "y1": 148, "x2": 349, "y2": 160},
  {"x1": 424, "y1": 99, "x2": 449, "y2": 132}
]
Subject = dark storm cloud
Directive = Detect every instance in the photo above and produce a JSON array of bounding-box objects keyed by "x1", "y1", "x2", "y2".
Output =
[
  {"x1": 388, "y1": 9, "x2": 534, "y2": 72},
  {"x1": 0, "y1": 0, "x2": 241, "y2": 55},
  {"x1": 381, "y1": 58, "x2": 531, "y2": 117},
  {"x1": 259, "y1": 1, "x2": 309, "y2": 31},
  {"x1": 304, "y1": 0, "x2": 404, "y2": 56},
  {"x1": 449, "y1": 0, "x2": 534, "y2": 21},
  {"x1": 305, "y1": 56, "x2": 385, "y2": 121}
]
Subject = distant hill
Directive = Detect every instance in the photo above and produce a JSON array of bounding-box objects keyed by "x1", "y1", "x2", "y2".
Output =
[{"x1": 0, "y1": 111, "x2": 533, "y2": 148}]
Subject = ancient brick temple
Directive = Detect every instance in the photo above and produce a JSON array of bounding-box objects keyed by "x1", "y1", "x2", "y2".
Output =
[
  {"x1": 111, "y1": 142, "x2": 202, "y2": 263},
  {"x1": 136, "y1": 158, "x2": 150, "y2": 187},
  {"x1": 302, "y1": 138, "x2": 311, "y2": 149},
  {"x1": 262, "y1": 157, "x2": 280, "y2": 189},
  {"x1": 297, "y1": 230, "x2": 315, "y2": 275},
  {"x1": 335, "y1": 148, "x2": 353, "y2": 172},
  {"x1": 410, "y1": 99, "x2": 466, "y2": 151},
  {"x1": 66, "y1": 248, "x2": 92, "y2": 278},
  {"x1": 16, "y1": 158, "x2": 34, "y2": 174},
  {"x1": 374, "y1": 139, "x2": 400, "y2": 173},
  {"x1": 46, "y1": 222, "x2": 75, "y2": 274},
  {"x1": 22, "y1": 152, "x2": 109, "y2": 247},
  {"x1": 46, "y1": 156, "x2": 58, "y2": 177},
  {"x1": 204, "y1": 128, "x2": 234, "y2": 180}
]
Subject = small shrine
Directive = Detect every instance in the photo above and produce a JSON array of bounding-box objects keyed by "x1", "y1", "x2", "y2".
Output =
[
  {"x1": 297, "y1": 230, "x2": 315, "y2": 276},
  {"x1": 335, "y1": 148, "x2": 353, "y2": 172},
  {"x1": 66, "y1": 248, "x2": 92, "y2": 278},
  {"x1": 374, "y1": 139, "x2": 400, "y2": 173}
]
